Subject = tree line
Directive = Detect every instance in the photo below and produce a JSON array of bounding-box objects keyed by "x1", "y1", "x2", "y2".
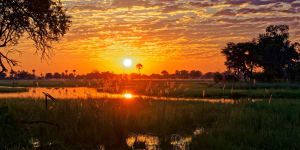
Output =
[{"x1": 0, "y1": 69, "x2": 220, "y2": 80}]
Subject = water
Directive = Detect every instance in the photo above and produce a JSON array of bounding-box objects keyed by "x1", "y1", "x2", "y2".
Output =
[
  {"x1": 0, "y1": 87, "x2": 124, "y2": 99},
  {"x1": 127, "y1": 135, "x2": 159, "y2": 150},
  {"x1": 30, "y1": 128, "x2": 205, "y2": 150},
  {"x1": 0, "y1": 87, "x2": 236, "y2": 103},
  {"x1": 2, "y1": 87, "x2": 222, "y2": 150}
]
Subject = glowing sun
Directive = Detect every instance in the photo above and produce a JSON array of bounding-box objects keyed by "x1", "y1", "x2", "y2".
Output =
[
  {"x1": 124, "y1": 93, "x2": 133, "y2": 99},
  {"x1": 123, "y1": 58, "x2": 133, "y2": 67}
]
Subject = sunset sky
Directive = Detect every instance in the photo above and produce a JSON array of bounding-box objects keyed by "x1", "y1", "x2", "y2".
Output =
[{"x1": 10, "y1": 0, "x2": 300, "y2": 75}]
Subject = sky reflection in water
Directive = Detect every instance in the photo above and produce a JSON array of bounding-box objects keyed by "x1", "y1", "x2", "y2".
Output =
[{"x1": 0, "y1": 87, "x2": 235, "y2": 103}]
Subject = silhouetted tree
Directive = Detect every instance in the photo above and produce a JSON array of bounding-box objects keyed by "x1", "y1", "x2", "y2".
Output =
[
  {"x1": 0, "y1": 0, "x2": 71, "y2": 73},
  {"x1": 180, "y1": 70, "x2": 189, "y2": 79},
  {"x1": 40, "y1": 73, "x2": 44, "y2": 79},
  {"x1": 53, "y1": 72, "x2": 61, "y2": 79},
  {"x1": 32, "y1": 69, "x2": 36, "y2": 79},
  {"x1": 73, "y1": 69, "x2": 76, "y2": 77},
  {"x1": 257, "y1": 25, "x2": 299, "y2": 81},
  {"x1": 175, "y1": 70, "x2": 180, "y2": 78},
  {"x1": 136, "y1": 63, "x2": 143, "y2": 74},
  {"x1": 150, "y1": 74, "x2": 162, "y2": 79},
  {"x1": 190, "y1": 70, "x2": 202, "y2": 79},
  {"x1": 213, "y1": 72, "x2": 223, "y2": 83},
  {"x1": 202, "y1": 72, "x2": 214, "y2": 79},
  {"x1": 86, "y1": 71, "x2": 101, "y2": 79},
  {"x1": 222, "y1": 41, "x2": 257, "y2": 81},
  {"x1": 65, "y1": 70, "x2": 68, "y2": 75},
  {"x1": 224, "y1": 73, "x2": 240, "y2": 82},
  {"x1": 294, "y1": 62, "x2": 300, "y2": 81},
  {"x1": 15, "y1": 70, "x2": 33, "y2": 79},
  {"x1": 0, "y1": 72, "x2": 6, "y2": 79},
  {"x1": 9, "y1": 70, "x2": 16, "y2": 79},
  {"x1": 101, "y1": 71, "x2": 115, "y2": 79},
  {"x1": 161, "y1": 70, "x2": 169, "y2": 78},
  {"x1": 69, "y1": 73, "x2": 75, "y2": 79},
  {"x1": 45, "y1": 73, "x2": 53, "y2": 79},
  {"x1": 222, "y1": 25, "x2": 299, "y2": 82},
  {"x1": 130, "y1": 73, "x2": 140, "y2": 79},
  {"x1": 61, "y1": 72, "x2": 65, "y2": 78}
]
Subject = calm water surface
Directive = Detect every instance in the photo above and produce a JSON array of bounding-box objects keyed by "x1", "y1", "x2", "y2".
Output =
[
  {"x1": 2, "y1": 87, "x2": 227, "y2": 149},
  {"x1": 31, "y1": 128, "x2": 205, "y2": 150},
  {"x1": 0, "y1": 87, "x2": 236, "y2": 103},
  {"x1": 127, "y1": 128, "x2": 204, "y2": 150}
]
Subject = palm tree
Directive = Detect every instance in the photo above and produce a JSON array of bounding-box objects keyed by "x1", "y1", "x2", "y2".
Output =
[
  {"x1": 73, "y1": 69, "x2": 76, "y2": 78},
  {"x1": 64, "y1": 70, "x2": 68, "y2": 79},
  {"x1": 32, "y1": 69, "x2": 36, "y2": 79},
  {"x1": 136, "y1": 63, "x2": 143, "y2": 74}
]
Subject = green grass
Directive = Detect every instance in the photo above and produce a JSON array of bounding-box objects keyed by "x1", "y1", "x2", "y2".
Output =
[
  {"x1": 190, "y1": 100, "x2": 300, "y2": 150},
  {"x1": 1, "y1": 79, "x2": 300, "y2": 89},
  {"x1": 103, "y1": 80, "x2": 298, "y2": 100},
  {"x1": 213, "y1": 82, "x2": 300, "y2": 90},
  {"x1": 103, "y1": 80, "x2": 300, "y2": 99},
  {"x1": 169, "y1": 88, "x2": 300, "y2": 99},
  {"x1": 1, "y1": 80, "x2": 300, "y2": 149},
  {"x1": 0, "y1": 87, "x2": 28, "y2": 93},
  {"x1": 1, "y1": 80, "x2": 300, "y2": 98},
  {"x1": 0, "y1": 80, "x2": 101, "y2": 87},
  {"x1": 1, "y1": 98, "x2": 300, "y2": 149}
]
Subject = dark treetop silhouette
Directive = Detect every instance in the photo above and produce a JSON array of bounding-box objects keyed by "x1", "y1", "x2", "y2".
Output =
[
  {"x1": 222, "y1": 25, "x2": 300, "y2": 82},
  {"x1": 0, "y1": 0, "x2": 71, "y2": 73},
  {"x1": 136, "y1": 63, "x2": 143, "y2": 74}
]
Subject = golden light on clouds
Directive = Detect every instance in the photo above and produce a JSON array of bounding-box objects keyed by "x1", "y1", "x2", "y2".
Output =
[{"x1": 9, "y1": 0, "x2": 300, "y2": 74}]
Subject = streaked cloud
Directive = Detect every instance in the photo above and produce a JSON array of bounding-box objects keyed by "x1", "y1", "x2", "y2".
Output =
[{"x1": 13, "y1": 0, "x2": 300, "y2": 74}]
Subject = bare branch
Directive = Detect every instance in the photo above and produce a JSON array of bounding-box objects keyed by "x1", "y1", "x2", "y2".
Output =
[
  {"x1": 0, "y1": 0, "x2": 71, "y2": 70},
  {"x1": 0, "y1": 51, "x2": 19, "y2": 73}
]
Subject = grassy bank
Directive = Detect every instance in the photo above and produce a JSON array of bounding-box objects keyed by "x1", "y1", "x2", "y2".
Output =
[
  {"x1": 1, "y1": 80, "x2": 300, "y2": 99},
  {"x1": 1, "y1": 98, "x2": 300, "y2": 149},
  {"x1": 0, "y1": 80, "x2": 101, "y2": 87},
  {"x1": 2, "y1": 79, "x2": 300, "y2": 89},
  {"x1": 161, "y1": 88, "x2": 300, "y2": 99},
  {"x1": 99, "y1": 80, "x2": 300, "y2": 99},
  {"x1": 0, "y1": 87, "x2": 28, "y2": 93}
]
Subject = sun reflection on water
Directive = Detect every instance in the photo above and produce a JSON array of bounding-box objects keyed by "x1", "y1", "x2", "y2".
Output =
[
  {"x1": 124, "y1": 93, "x2": 133, "y2": 99},
  {"x1": 0, "y1": 87, "x2": 238, "y2": 103}
]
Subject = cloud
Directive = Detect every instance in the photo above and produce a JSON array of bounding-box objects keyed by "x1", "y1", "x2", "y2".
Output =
[
  {"x1": 160, "y1": 4, "x2": 188, "y2": 13},
  {"x1": 111, "y1": 0, "x2": 153, "y2": 8},
  {"x1": 214, "y1": 9, "x2": 236, "y2": 16},
  {"x1": 226, "y1": 0, "x2": 296, "y2": 6},
  {"x1": 291, "y1": 2, "x2": 300, "y2": 7},
  {"x1": 188, "y1": 2, "x2": 215, "y2": 8},
  {"x1": 46, "y1": 0, "x2": 300, "y2": 61}
]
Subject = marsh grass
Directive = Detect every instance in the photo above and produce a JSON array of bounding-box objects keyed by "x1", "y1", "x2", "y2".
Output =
[
  {"x1": 0, "y1": 87, "x2": 28, "y2": 93},
  {"x1": 0, "y1": 80, "x2": 102, "y2": 87},
  {"x1": 1, "y1": 98, "x2": 300, "y2": 149},
  {"x1": 214, "y1": 82, "x2": 300, "y2": 90},
  {"x1": 1, "y1": 80, "x2": 300, "y2": 99},
  {"x1": 102, "y1": 80, "x2": 300, "y2": 99},
  {"x1": 1, "y1": 80, "x2": 300, "y2": 149}
]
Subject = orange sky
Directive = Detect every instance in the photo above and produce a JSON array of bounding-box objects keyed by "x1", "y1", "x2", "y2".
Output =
[{"x1": 6, "y1": 0, "x2": 300, "y2": 75}]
